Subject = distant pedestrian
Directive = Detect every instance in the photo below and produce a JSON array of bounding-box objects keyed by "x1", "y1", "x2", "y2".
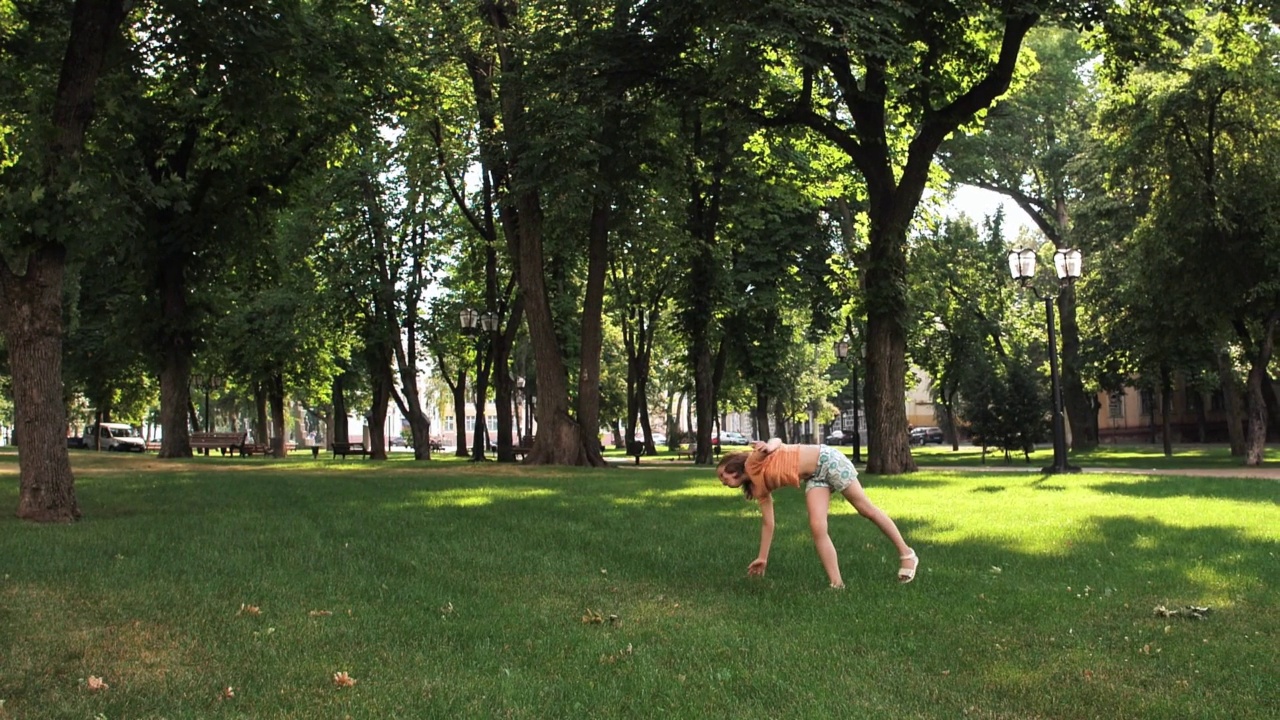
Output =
[{"x1": 716, "y1": 438, "x2": 918, "y2": 587}]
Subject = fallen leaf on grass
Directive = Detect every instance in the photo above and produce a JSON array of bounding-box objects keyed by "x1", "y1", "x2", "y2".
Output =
[
  {"x1": 218, "y1": 686, "x2": 235, "y2": 700},
  {"x1": 332, "y1": 671, "x2": 357, "y2": 688},
  {"x1": 581, "y1": 608, "x2": 604, "y2": 624},
  {"x1": 85, "y1": 676, "x2": 108, "y2": 691},
  {"x1": 599, "y1": 643, "x2": 634, "y2": 664},
  {"x1": 308, "y1": 610, "x2": 333, "y2": 617},
  {"x1": 1153, "y1": 604, "x2": 1211, "y2": 620},
  {"x1": 238, "y1": 604, "x2": 261, "y2": 616}
]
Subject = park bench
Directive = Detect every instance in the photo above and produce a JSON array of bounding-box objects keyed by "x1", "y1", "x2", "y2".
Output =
[
  {"x1": 190, "y1": 431, "x2": 247, "y2": 456},
  {"x1": 676, "y1": 443, "x2": 696, "y2": 461},
  {"x1": 330, "y1": 441, "x2": 370, "y2": 460},
  {"x1": 239, "y1": 443, "x2": 273, "y2": 457}
]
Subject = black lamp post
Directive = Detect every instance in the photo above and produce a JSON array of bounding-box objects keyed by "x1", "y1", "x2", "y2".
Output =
[
  {"x1": 834, "y1": 336, "x2": 863, "y2": 464},
  {"x1": 1008, "y1": 247, "x2": 1083, "y2": 474},
  {"x1": 191, "y1": 373, "x2": 223, "y2": 433},
  {"x1": 514, "y1": 376, "x2": 525, "y2": 442},
  {"x1": 459, "y1": 307, "x2": 500, "y2": 460}
]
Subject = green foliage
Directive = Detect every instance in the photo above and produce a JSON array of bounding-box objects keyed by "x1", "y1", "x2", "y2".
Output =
[
  {"x1": 959, "y1": 350, "x2": 1050, "y2": 460},
  {"x1": 1082, "y1": 6, "x2": 1280, "y2": 386}
]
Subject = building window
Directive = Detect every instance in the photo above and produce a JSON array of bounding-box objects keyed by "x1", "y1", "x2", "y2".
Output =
[
  {"x1": 486, "y1": 417, "x2": 497, "y2": 433},
  {"x1": 1108, "y1": 393, "x2": 1124, "y2": 419},
  {"x1": 465, "y1": 416, "x2": 474, "y2": 431},
  {"x1": 444, "y1": 417, "x2": 455, "y2": 431},
  {"x1": 1139, "y1": 389, "x2": 1155, "y2": 417}
]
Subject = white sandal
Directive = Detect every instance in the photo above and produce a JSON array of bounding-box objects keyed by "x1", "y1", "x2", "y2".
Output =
[{"x1": 898, "y1": 550, "x2": 919, "y2": 583}]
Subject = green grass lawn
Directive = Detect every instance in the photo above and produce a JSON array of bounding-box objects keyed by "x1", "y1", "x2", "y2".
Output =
[{"x1": 0, "y1": 449, "x2": 1275, "y2": 719}]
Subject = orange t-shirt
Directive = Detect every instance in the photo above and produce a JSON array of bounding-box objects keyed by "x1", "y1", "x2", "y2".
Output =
[{"x1": 744, "y1": 446, "x2": 802, "y2": 498}]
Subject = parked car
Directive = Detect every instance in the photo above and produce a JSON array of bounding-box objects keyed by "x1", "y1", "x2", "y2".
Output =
[
  {"x1": 82, "y1": 422, "x2": 147, "y2": 452},
  {"x1": 824, "y1": 430, "x2": 852, "y2": 445},
  {"x1": 634, "y1": 432, "x2": 667, "y2": 446},
  {"x1": 716, "y1": 431, "x2": 749, "y2": 446},
  {"x1": 909, "y1": 426, "x2": 945, "y2": 445}
]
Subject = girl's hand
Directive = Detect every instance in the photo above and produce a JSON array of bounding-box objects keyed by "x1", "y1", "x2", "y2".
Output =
[
  {"x1": 749, "y1": 440, "x2": 767, "y2": 453},
  {"x1": 747, "y1": 558, "x2": 767, "y2": 576}
]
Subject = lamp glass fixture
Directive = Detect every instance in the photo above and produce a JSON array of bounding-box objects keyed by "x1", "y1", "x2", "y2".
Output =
[
  {"x1": 1053, "y1": 248, "x2": 1083, "y2": 280},
  {"x1": 459, "y1": 308, "x2": 478, "y2": 330},
  {"x1": 834, "y1": 340, "x2": 850, "y2": 359},
  {"x1": 1007, "y1": 249, "x2": 1037, "y2": 281}
]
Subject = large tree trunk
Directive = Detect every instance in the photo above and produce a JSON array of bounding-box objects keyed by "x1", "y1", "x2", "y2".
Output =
[
  {"x1": 332, "y1": 375, "x2": 349, "y2": 446},
  {"x1": 1242, "y1": 314, "x2": 1277, "y2": 466},
  {"x1": 157, "y1": 247, "x2": 194, "y2": 458},
  {"x1": 493, "y1": 299, "x2": 523, "y2": 462},
  {"x1": 254, "y1": 384, "x2": 268, "y2": 447},
  {"x1": 269, "y1": 373, "x2": 286, "y2": 457},
  {"x1": 772, "y1": 397, "x2": 789, "y2": 443},
  {"x1": 576, "y1": 200, "x2": 611, "y2": 465},
  {"x1": 863, "y1": 203, "x2": 917, "y2": 474},
  {"x1": 1217, "y1": 349, "x2": 1247, "y2": 456},
  {"x1": 3, "y1": 246, "x2": 78, "y2": 521},
  {"x1": 368, "y1": 357, "x2": 392, "y2": 462},
  {"x1": 512, "y1": 189, "x2": 591, "y2": 464},
  {"x1": 753, "y1": 389, "x2": 769, "y2": 440},
  {"x1": 1160, "y1": 368, "x2": 1173, "y2": 457},
  {"x1": 3, "y1": 0, "x2": 128, "y2": 520}
]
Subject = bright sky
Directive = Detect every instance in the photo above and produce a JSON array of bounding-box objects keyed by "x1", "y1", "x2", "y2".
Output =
[{"x1": 946, "y1": 184, "x2": 1038, "y2": 238}]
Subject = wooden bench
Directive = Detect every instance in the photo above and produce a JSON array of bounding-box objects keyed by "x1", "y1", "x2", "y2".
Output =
[
  {"x1": 190, "y1": 431, "x2": 247, "y2": 456},
  {"x1": 675, "y1": 444, "x2": 696, "y2": 460},
  {"x1": 331, "y1": 442, "x2": 370, "y2": 459},
  {"x1": 239, "y1": 443, "x2": 273, "y2": 457},
  {"x1": 513, "y1": 445, "x2": 532, "y2": 460}
]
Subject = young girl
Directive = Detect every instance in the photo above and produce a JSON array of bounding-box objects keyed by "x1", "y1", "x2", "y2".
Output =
[{"x1": 717, "y1": 438, "x2": 918, "y2": 587}]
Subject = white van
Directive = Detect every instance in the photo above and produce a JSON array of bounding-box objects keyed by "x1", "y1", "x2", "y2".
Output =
[{"x1": 83, "y1": 423, "x2": 147, "y2": 452}]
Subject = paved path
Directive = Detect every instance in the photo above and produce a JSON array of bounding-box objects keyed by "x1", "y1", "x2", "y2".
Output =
[{"x1": 922, "y1": 465, "x2": 1280, "y2": 481}]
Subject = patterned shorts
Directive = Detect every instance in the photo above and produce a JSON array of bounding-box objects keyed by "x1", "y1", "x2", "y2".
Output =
[{"x1": 804, "y1": 445, "x2": 859, "y2": 494}]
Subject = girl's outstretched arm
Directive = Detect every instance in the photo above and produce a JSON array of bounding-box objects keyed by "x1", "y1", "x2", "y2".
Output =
[{"x1": 747, "y1": 494, "x2": 775, "y2": 577}]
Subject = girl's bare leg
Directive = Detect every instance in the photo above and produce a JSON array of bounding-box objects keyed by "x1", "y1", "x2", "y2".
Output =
[
  {"x1": 839, "y1": 479, "x2": 918, "y2": 578},
  {"x1": 804, "y1": 488, "x2": 844, "y2": 587}
]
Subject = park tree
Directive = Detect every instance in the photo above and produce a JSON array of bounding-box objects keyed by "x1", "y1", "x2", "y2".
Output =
[
  {"x1": 1088, "y1": 8, "x2": 1280, "y2": 464},
  {"x1": 941, "y1": 27, "x2": 1101, "y2": 450},
  {"x1": 730, "y1": 0, "x2": 1112, "y2": 474},
  {"x1": 108, "y1": 0, "x2": 394, "y2": 459},
  {"x1": 0, "y1": 1, "x2": 130, "y2": 521},
  {"x1": 908, "y1": 213, "x2": 1015, "y2": 448},
  {"x1": 440, "y1": 0, "x2": 702, "y2": 466}
]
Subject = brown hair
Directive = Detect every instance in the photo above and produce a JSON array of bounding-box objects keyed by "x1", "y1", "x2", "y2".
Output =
[{"x1": 717, "y1": 451, "x2": 755, "y2": 499}]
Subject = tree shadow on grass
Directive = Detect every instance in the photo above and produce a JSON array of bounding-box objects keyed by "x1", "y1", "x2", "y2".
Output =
[{"x1": 1092, "y1": 475, "x2": 1279, "y2": 504}]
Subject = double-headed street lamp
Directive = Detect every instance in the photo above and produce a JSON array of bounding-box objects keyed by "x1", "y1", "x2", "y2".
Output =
[
  {"x1": 191, "y1": 373, "x2": 223, "y2": 434},
  {"x1": 1007, "y1": 247, "x2": 1083, "y2": 474},
  {"x1": 459, "y1": 308, "x2": 499, "y2": 336},
  {"x1": 833, "y1": 336, "x2": 864, "y2": 464},
  {"x1": 459, "y1": 308, "x2": 500, "y2": 460}
]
